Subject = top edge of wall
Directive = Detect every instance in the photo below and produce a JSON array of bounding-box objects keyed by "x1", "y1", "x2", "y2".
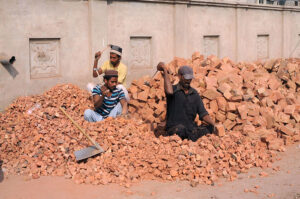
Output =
[{"x1": 103, "y1": 0, "x2": 300, "y2": 11}]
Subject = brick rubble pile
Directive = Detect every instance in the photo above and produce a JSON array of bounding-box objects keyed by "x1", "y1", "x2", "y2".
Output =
[
  {"x1": 128, "y1": 53, "x2": 300, "y2": 145},
  {"x1": 0, "y1": 53, "x2": 299, "y2": 187}
]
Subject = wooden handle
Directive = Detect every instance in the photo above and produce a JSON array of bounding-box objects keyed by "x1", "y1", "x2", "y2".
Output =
[
  {"x1": 95, "y1": 70, "x2": 102, "y2": 82},
  {"x1": 101, "y1": 45, "x2": 110, "y2": 54},
  {"x1": 94, "y1": 44, "x2": 111, "y2": 83},
  {"x1": 59, "y1": 107, "x2": 98, "y2": 147},
  {"x1": 151, "y1": 70, "x2": 158, "y2": 78}
]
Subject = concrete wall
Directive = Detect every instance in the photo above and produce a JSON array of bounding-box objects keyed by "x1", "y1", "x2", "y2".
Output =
[
  {"x1": 107, "y1": 1, "x2": 175, "y2": 83},
  {"x1": 0, "y1": 0, "x2": 90, "y2": 111},
  {"x1": 237, "y1": 9, "x2": 283, "y2": 61},
  {"x1": 0, "y1": 0, "x2": 300, "y2": 110},
  {"x1": 187, "y1": 6, "x2": 237, "y2": 60}
]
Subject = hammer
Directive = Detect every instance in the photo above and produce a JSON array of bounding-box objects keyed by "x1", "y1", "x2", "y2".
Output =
[{"x1": 144, "y1": 62, "x2": 166, "y2": 86}]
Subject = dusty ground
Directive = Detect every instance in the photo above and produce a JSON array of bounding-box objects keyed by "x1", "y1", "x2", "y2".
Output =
[{"x1": 0, "y1": 143, "x2": 299, "y2": 199}]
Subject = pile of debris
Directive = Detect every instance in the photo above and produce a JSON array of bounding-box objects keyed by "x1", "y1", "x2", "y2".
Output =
[
  {"x1": 0, "y1": 54, "x2": 299, "y2": 187},
  {"x1": 128, "y1": 54, "x2": 300, "y2": 146}
]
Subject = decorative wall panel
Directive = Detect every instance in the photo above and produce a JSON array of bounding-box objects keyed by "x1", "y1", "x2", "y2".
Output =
[
  {"x1": 29, "y1": 38, "x2": 60, "y2": 79},
  {"x1": 130, "y1": 36, "x2": 152, "y2": 69},
  {"x1": 204, "y1": 35, "x2": 219, "y2": 57},
  {"x1": 257, "y1": 35, "x2": 269, "y2": 59}
]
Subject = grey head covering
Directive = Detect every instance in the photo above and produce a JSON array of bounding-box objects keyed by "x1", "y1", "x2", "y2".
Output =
[
  {"x1": 178, "y1": 65, "x2": 194, "y2": 79},
  {"x1": 110, "y1": 45, "x2": 122, "y2": 56}
]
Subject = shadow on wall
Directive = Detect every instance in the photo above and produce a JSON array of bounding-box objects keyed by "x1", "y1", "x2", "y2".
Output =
[
  {"x1": 0, "y1": 56, "x2": 18, "y2": 79},
  {"x1": 1, "y1": 62, "x2": 19, "y2": 79},
  {"x1": 0, "y1": 160, "x2": 4, "y2": 183}
]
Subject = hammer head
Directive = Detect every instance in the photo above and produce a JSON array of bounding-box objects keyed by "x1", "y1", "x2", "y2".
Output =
[{"x1": 9, "y1": 56, "x2": 16, "y2": 64}]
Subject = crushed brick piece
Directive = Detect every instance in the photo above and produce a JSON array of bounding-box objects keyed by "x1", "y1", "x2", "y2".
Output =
[{"x1": 259, "y1": 171, "x2": 269, "y2": 177}]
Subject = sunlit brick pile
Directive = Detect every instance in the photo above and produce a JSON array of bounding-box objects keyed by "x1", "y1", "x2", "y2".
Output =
[{"x1": 0, "y1": 54, "x2": 299, "y2": 187}]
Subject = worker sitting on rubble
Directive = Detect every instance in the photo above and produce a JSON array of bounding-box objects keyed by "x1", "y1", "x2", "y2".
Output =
[
  {"x1": 84, "y1": 70, "x2": 128, "y2": 122},
  {"x1": 92, "y1": 45, "x2": 129, "y2": 101},
  {"x1": 157, "y1": 62, "x2": 217, "y2": 141}
]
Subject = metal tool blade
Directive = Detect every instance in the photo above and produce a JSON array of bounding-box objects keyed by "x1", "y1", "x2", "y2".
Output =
[{"x1": 74, "y1": 145, "x2": 104, "y2": 161}]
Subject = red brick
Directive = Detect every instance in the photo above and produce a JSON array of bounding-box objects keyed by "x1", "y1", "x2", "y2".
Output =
[
  {"x1": 227, "y1": 102, "x2": 236, "y2": 112},
  {"x1": 268, "y1": 139, "x2": 284, "y2": 151},
  {"x1": 209, "y1": 100, "x2": 218, "y2": 113},
  {"x1": 263, "y1": 59, "x2": 276, "y2": 70},
  {"x1": 243, "y1": 124, "x2": 255, "y2": 134},
  {"x1": 275, "y1": 112, "x2": 290, "y2": 123},
  {"x1": 268, "y1": 76, "x2": 281, "y2": 90},
  {"x1": 137, "y1": 90, "x2": 149, "y2": 102},
  {"x1": 226, "y1": 112, "x2": 237, "y2": 121},
  {"x1": 257, "y1": 87, "x2": 269, "y2": 97},
  {"x1": 292, "y1": 112, "x2": 300, "y2": 123},
  {"x1": 215, "y1": 124, "x2": 225, "y2": 137},
  {"x1": 223, "y1": 91, "x2": 232, "y2": 100},
  {"x1": 217, "y1": 83, "x2": 231, "y2": 94},
  {"x1": 208, "y1": 55, "x2": 221, "y2": 68},
  {"x1": 128, "y1": 85, "x2": 138, "y2": 95},
  {"x1": 215, "y1": 112, "x2": 226, "y2": 122},
  {"x1": 259, "y1": 171, "x2": 269, "y2": 177},
  {"x1": 284, "y1": 105, "x2": 295, "y2": 115},
  {"x1": 205, "y1": 76, "x2": 218, "y2": 89},
  {"x1": 280, "y1": 126, "x2": 295, "y2": 136},
  {"x1": 216, "y1": 97, "x2": 227, "y2": 112},
  {"x1": 237, "y1": 104, "x2": 248, "y2": 120},
  {"x1": 202, "y1": 89, "x2": 221, "y2": 100},
  {"x1": 223, "y1": 119, "x2": 236, "y2": 130}
]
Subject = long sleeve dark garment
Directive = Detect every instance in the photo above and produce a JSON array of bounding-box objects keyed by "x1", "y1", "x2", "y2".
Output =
[{"x1": 166, "y1": 84, "x2": 208, "y2": 132}]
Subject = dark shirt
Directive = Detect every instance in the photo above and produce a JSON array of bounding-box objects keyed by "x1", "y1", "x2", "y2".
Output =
[{"x1": 166, "y1": 84, "x2": 208, "y2": 131}]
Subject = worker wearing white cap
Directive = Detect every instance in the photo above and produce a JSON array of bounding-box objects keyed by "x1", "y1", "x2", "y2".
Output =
[{"x1": 92, "y1": 45, "x2": 129, "y2": 102}]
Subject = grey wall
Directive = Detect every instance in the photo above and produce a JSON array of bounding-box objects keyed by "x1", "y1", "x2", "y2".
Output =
[
  {"x1": 0, "y1": 0, "x2": 90, "y2": 111},
  {"x1": 0, "y1": 0, "x2": 300, "y2": 110}
]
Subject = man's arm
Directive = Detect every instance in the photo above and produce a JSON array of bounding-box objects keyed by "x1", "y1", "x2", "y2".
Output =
[
  {"x1": 93, "y1": 85, "x2": 110, "y2": 109},
  {"x1": 120, "y1": 99, "x2": 128, "y2": 115},
  {"x1": 157, "y1": 62, "x2": 173, "y2": 95},
  {"x1": 198, "y1": 96, "x2": 217, "y2": 133},
  {"x1": 202, "y1": 115, "x2": 215, "y2": 126},
  {"x1": 93, "y1": 95, "x2": 104, "y2": 109},
  {"x1": 93, "y1": 51, "x2": 103, "y2": 77},
  {"x1": 202, "y1": 114, "x2": 219, "y2": 134}
]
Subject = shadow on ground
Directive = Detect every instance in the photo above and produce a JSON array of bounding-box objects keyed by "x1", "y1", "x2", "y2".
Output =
[{"x1": 0, "y1": 160, "x2": 4, "y2": 183}]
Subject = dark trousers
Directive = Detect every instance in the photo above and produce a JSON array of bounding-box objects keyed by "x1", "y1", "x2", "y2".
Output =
[{"x1": 167, "y1": 124, "x2": 214, "y2": 142}]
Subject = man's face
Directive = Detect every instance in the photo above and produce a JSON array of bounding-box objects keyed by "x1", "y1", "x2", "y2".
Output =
[
  {"x1": 110, "y1": 53, "x2": 121, "y2": 66},
  {"x1": 179, "y1": 75, "x2": 192, "y2": 89},
  {"x1": 105, "y1": 77, "x2": 118, "y2": 91}
]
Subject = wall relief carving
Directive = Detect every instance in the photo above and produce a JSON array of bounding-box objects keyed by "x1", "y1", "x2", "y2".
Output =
[
  {"x1": 29, "y1": 38, "x2": 60, "y2": 79},
  {"x1": 257, "y1": 35, "x2": 269, "y2": 59},
  {"x1": 204, "y1": 35, "x2": 219, "y2": 57},
  {"x1": 130, "y1": 36, "x2": 152, "y2": 69}
]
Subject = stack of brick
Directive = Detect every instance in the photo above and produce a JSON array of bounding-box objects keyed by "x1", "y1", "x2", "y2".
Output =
[
  {"x1": 0, "y1": 88, "x2": 278, "y2": 186},
  {"x1": 128, "y1": 54, "x2": 300, "y2": 149},
  {"x1": 0, "y1": 54, "x2": 299, "y2": 187}
]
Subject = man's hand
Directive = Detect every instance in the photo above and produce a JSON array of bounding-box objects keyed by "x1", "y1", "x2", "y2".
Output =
[
  {"x1": 213, "y1": 124, "x2": 226, "y2": 136},
  {"x1": 100, "y1": 85, "x2": 110, "y2": 97},
  {"x1": 213, "y1": 125, "x2": 218, "y2": 134},
  {"x1": 157, "y1": 62, "x2": 166, "y2": 71},
  {"x1": 158, "y1": 61, "x2": 173, "y2": 95},
  {"x1": 94, "y1": 51, "x2": 102, "y2": 61}
]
